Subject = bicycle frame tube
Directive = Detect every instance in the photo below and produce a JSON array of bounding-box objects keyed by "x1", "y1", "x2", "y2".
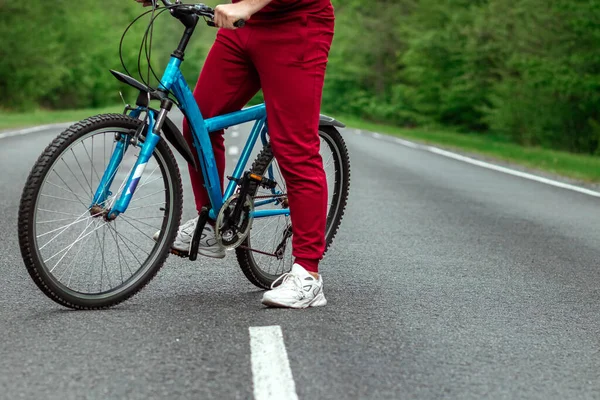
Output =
[
  {"x1": 159, "y1": 56, "x2": 283, "y2": 220},
  {"x1": 99, "y1": 56, "x2": 289, "y2": 219},
  {"x1": 160, "y1": 58, "x2": 225, "y2": 214},
  {"x1": 222, "y1": 120, "x2": 267, "y2": 201}
]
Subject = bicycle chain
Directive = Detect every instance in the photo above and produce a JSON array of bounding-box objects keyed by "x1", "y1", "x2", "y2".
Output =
[
  {"x1": 251, "y1": 193, "x2": 287, "y2": 200},
  {"x1": 237, "y1": 193, "x2": 289, "y2": 257},
  {"x1": 171, "y1": 193, "x2": 288, "y2": 259}
]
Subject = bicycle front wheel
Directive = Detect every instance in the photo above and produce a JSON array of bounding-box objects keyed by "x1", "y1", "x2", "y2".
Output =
[
  {"x1": 18, "y1": 114, "x2": 183, "y2": 309},
  {"x1": 236, "y1": 126, "x2": 351, "y2": 289}
]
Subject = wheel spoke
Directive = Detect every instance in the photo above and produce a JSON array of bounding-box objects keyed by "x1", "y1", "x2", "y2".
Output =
[
  {"x1": 61, "y1": 158, "x2": 91, "y2": 199},
  {"x1": 137, "y1": 164, "x2": 160, "y2": 189},
  {"x1": 81, "y1": 139, "x2": 102, "y2": 184},
  {"x1": 107, "y1": 221, "x2": 134, "y2": 279},
  {"x1": 44, "y1": 181, "x2": 90, "y2": 204},
  {"x1": 40, "y1": 194, "x2": 87, "y2": 204},
  {"x1": 70, "y1": 148, "x2": 93, "y2": 196},
  {"x1": 119, "y1": 215, "x2": 157, "y2": 242},
  {"x1": 57, "y1": 219, "x2": 102, "y2": 282},
  {"x1": 38, "y1": 208, "x2": 82, "y2": 217},
  {"x1": 129, "y1": 188, "x2": 165, "y2": 203},
  {"x1": 37, "y1": 210, "x2": 100, "y2": 249},
  {"x1": 52, "y1": 170, "x2": 89, "y2": 208},
  {"x1": 121, "y1": 214, "x2": 162, "y2": 231},
  {"x1": 47, "y1": 218, "x2": 107, "y2": 268},
  {"x1": 110, "y1": 224, "x2": 149, "y2": 261},
  {"x1": 127, "y1": 202, "x2": 166, "y2": 211}
]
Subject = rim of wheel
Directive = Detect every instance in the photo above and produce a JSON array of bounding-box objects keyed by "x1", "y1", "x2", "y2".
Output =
[{"x1": 30, "y1": 127, "x2": 175, "y2": 300}]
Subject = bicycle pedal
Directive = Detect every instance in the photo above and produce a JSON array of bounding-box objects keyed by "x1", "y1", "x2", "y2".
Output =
[
  {"x1": 248, "y1": 173, "x2": 277, "y2": 189},
  {"x1": 170, "y1": 249, "x2": 189, "y2": 258}
]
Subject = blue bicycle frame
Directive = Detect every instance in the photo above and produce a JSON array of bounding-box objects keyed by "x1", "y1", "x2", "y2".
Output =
[{"x1": 92, "y1": 55, "x2": 290, "y2": 221}]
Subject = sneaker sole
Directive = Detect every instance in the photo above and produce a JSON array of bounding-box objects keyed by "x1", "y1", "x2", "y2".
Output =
[{"x1": 261, "y1": 293, "x2": 327, "y2": 309}]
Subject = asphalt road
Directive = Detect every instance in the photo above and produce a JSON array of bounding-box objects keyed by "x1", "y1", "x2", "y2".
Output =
[{"x1": 2, "y1": 113, "x2": 600, "y2": 400}]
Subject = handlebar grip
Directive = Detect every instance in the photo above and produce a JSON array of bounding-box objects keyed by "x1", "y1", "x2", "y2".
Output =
[{"x1": 206, "y1": 19, "x2": 246, "y2": 28}]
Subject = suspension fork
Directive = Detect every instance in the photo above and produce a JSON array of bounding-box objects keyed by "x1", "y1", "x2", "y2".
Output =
[{"x1": 91, "y1": 99, "x2": 173, "y2": 219}]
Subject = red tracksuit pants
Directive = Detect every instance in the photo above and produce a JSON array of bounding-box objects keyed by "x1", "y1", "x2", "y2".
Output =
[{"x1": 182, "y1": 6, "x2": 335, "y2": 273}]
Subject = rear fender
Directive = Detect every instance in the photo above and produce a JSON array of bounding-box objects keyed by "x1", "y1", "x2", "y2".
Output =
[{"x1": 319, "y1": 114, "x2": 345, "y2": 128}]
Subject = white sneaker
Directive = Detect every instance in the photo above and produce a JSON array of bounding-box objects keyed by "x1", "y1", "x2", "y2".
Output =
[
  {"x1": 261, "y1": 263, "x2": 327, "y2": 308},
  {"x1": 153, "y1": 217, "x2": 226, "y2": 259}
]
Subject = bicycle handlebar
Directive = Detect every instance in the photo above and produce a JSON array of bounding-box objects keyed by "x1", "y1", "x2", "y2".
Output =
[{"x1": 158, "y1": 1, "x2": 246, "y2": 28}]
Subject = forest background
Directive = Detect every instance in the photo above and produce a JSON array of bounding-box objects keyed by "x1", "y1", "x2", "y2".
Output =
[{"x1": 1, "y1": 0, "x2": 599, "y2": 158}]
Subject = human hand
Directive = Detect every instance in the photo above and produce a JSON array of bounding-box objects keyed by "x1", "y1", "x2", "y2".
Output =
[
  {"x1": 135, "y1": 0, "x2": 154, "y2": 7},
  {"x1": 214, "y1": 3, "x2": 251, "y2": 29}
]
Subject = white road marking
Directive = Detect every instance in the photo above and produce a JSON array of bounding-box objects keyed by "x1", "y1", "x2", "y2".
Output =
[
  {"x1": 0, "y1": 122, "x2": 74, "y2": 140},
  {"x1": 249, "y1": 326, "x2": 298, "y2": 400},
  {"x1": 227, "y1": 146, "x2": 240, "y2": 156},
  {"x1": 382, "y1": 134, "x2": 600, "y2": 198},
  {"x1": 231, "y1": 130, "x2": 240, "y2": 138},
  {"x1": 372, "y1": 132, "x2": 382, "y2": 139},
  {"x1": 425, "y1": 146, "x2": 600, "y2": 197},
  {"x1": 394, "y1": 138, "x2": 419, "y2": 149}
]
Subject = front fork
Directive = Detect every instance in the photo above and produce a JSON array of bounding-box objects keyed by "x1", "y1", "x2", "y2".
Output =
[{"x1": 90, "y1": 99, "x2": 173, "y2": 219}]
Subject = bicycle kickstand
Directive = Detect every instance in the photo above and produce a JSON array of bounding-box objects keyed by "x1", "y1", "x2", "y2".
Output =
[{"x1": 189, "y1": 207, "x2": 210, "y2": 261}]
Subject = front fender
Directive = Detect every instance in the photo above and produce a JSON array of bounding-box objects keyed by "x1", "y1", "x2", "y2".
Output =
[
  {"x1": 148, "y1": 109, "x2": 198, "y2": 171},
  {"x1": 111, "y1": 70, "x2": 166, "y2": 106}
]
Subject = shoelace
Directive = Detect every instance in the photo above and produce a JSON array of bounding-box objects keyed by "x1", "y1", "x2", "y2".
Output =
[{"x1": 270, "y1": 272, "x2": 304, "y2": 296}]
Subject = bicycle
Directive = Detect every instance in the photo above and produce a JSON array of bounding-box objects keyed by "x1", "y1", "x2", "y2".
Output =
[{"x1": 17, "y1": 0, "x2": 350, "y2": 310}]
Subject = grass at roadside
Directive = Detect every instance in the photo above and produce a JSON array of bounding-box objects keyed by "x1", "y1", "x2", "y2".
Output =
[
  {"x1": 3, "y1": 106, "x2": 600, "y2": 183},
  {"x1": 0, "y1": 106, "x2": 123, "y2": 131},
  {"x1": 338, "y1": 114, "x2": 600, "y2": 183}
]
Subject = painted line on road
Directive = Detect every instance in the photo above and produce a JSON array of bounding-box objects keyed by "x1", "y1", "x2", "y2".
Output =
[
  {"x1": 249, "y1": 326, "x2": 298, "y2": 400},
  {"x1": 425, "y1": 146, "x2": 600, "y2": 197},
  {"x1": 394, "y1": 137, "x2": 419, "y2": 149},
  {"x1": 228, "y1": 146, "x2": 240, "y2": 156},
  {"x1": 0, "y1": 122, "x2": 74, "y2": 140},
  {"x1": 366, "y1": 131, "x2": 600, "y2": 198}
]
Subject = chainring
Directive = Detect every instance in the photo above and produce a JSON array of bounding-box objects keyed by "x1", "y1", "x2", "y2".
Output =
[{"x1": 215, "y1": 194, "x2": 254, "y2": 249}]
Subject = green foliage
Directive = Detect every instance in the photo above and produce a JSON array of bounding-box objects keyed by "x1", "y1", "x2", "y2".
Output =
[
  {"x1": 1, "y1": 0, "x2": 599, "y2": 156},
  {"x1": 326, "y1": 0, "x2": 600, "y2": 155},
  {"x1": 0, "y1": 0, "x2": 214, "y2": 110}
]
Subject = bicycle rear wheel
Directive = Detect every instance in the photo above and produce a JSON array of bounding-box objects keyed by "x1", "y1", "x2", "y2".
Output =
[
  {"x1": 236, "y1": 126, "x2": 350, "y2": 289},
  {"x1": 18, "y1": 114, "x2": 183, "y2": 309}
]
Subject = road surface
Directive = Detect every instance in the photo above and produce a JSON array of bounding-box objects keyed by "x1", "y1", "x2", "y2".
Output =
[{"x1": 1, "y1": 114, "x2": 600, "y2": 399}]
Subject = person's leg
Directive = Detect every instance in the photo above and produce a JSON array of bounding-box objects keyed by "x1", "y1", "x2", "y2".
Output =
[
  {"x1": 249, "y1": 9, "x2": 335, "y2": 274},
  {"x1": 183, "y1": 28, "x2": 261, "y2": 213},
  {"x1": 159, "y1": 29, "x2": 261, "y2": 258}
]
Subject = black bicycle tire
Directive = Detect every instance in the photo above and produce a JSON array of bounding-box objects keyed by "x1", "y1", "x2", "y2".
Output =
[
  {"x1": 235, "y1": 126, "x2": 351, "y2": 289},
  {"x1": 18, "y1": 113, "x2": 183, "y2": 309}
]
